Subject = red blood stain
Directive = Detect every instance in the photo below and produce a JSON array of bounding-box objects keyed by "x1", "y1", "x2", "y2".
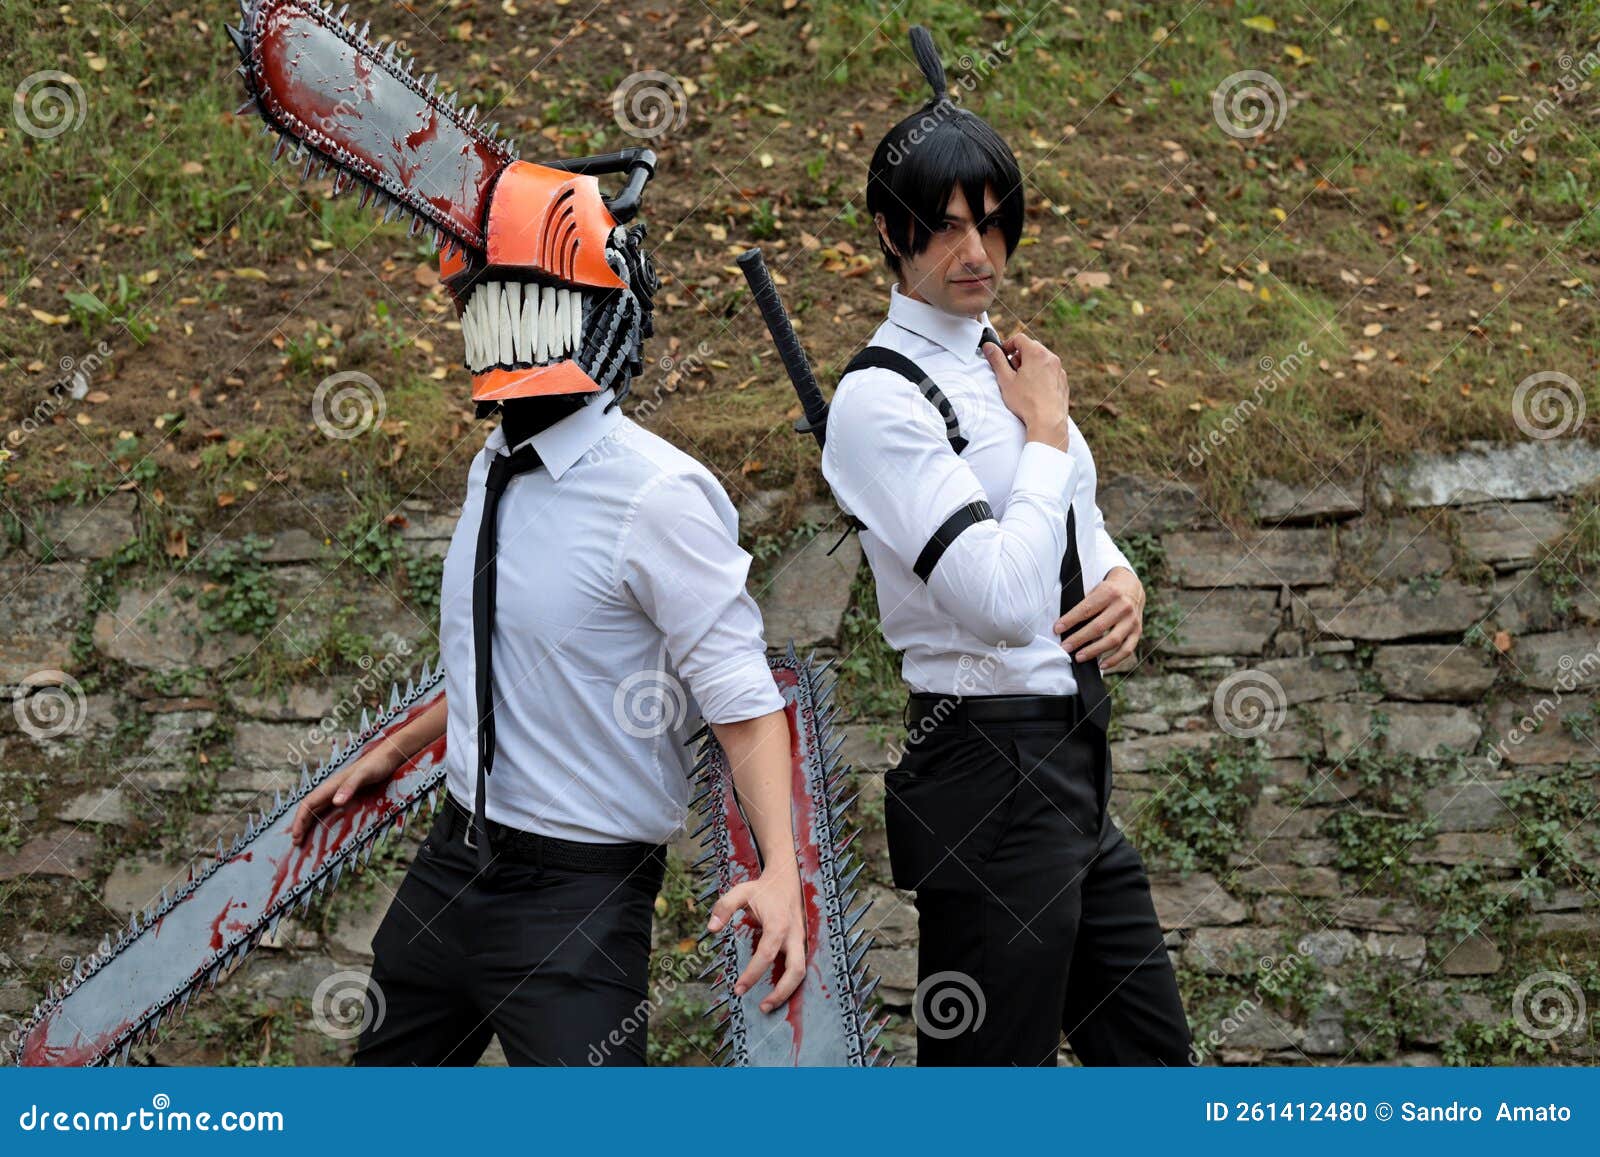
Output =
[
  {"x1": 261, "y1": 730, "x2": 445, "y2": 916},
  {"x1": 257, "y1": 10, "x2": 505, "y2": 246},
  {"x1": 405, "y1": 109, "x2": 439, "y2": 153},
  {"x1": 781, "y1": 676, "x2": 824, "y2": 1063},
  {"x1": 719, "y1": 669, "x2": 824, "y2": 1063},
  {"x1": 208, "y1": 899, "x2": 248, "y2": 951},
  {"x1": 21, "y1": 1004, "x2": 137, "y2": 1067}
]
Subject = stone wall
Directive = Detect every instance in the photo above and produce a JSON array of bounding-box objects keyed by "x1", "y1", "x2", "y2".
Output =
[{"x1": 1, "y1": 440, "x2": 1597, "y2": 1065}]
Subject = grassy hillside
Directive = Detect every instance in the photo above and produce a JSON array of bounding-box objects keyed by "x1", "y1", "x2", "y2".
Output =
[{"x1": 3, "y1": 0, "x2": 1598, "y2": 533}]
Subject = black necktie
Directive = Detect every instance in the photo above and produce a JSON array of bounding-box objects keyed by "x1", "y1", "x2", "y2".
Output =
[
  {"x1": 471, "y1": 441, "x2": 544, "y2": 872},
  {"x1": 979, "y1": 325, "x2": 1002, "y2": 353},
  {"x1": 1060, "y1": 507, "x2": 1111, "y2": 732}
]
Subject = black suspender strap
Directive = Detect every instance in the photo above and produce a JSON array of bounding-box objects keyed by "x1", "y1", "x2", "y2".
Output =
[
  {"x1": 471, "y1": 441, "x2": 544, "y2": 872},
  {"x1": 912, "y1": 500, "x2": 995, "y2": 583},
  {"x1": 835, "y1": 344, "x2": 971, "y2": 540},
  {"x1": 1060, "y1": 506, "x2": 1111, "y2": 733},
  {"x1": 841, "y1": 346, "x2": 968, "y2": 454}
]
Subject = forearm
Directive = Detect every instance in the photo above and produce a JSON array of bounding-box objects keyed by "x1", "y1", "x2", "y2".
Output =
[
  {"x1": 369, "y1": 694, "x2": 448, "y2": 770},
  {"x1": 709, "y1": 710, "x2": 799, "y2": 876}
]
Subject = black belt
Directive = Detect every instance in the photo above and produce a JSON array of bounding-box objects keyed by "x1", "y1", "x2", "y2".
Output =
[
  {"x1": 440, "y1": 797, "x2": 664, "y2": 874},
  {"x1": 906, "y1": 692, "x2": 1093, "y2": 730}
]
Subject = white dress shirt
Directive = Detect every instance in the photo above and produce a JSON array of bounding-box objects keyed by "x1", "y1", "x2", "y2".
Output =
[
  {"x1": 439, "y1": 390, "x2": 783, "y2": 844},
  {"x1": 821, "y1": 285, "x2": 1133, "y2": 697}
]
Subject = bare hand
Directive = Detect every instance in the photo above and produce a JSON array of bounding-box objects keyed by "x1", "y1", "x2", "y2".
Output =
[
  {"x1": 981, "y1": 330, "x2": 1068, "y2": 448},
  {"x1": 290, "y1": 746, "x2": 399, "y2": 845},
  {"x1": 706, "y1": 861, "x2": 807, "y2": 1013},
  {"x1": 1054, "y1": 566, "x2": 1144, "y2": 671}
]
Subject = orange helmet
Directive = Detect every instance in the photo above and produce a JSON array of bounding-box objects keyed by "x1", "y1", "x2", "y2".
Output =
[{"x1": 439, "y1": 158, "x2": 658, "y2": 405}]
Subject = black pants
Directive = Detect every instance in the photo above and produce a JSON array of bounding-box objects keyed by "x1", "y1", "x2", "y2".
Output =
[
  {"x1": 884, "y1": 701, "x2": 1192, "y2": 1066},
  {"x1": 352, "y1": 805, "x2": 666, "y2": 1067}
]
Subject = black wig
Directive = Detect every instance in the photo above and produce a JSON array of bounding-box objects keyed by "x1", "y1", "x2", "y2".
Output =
[{"x1": 865, "y1": 27, "x2": 1025, "y2": 276}]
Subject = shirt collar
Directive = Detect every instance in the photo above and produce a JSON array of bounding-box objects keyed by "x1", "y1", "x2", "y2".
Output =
[
  {"x1": 886, "y1": 282, "x2": 993, "y2": 359},
  {"x1": 482, "y1": 388, "x2": 621, "y2": 481}
]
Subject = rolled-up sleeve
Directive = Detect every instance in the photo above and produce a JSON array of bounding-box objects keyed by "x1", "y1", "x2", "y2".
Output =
[
  {"x1": 620, "y1": 471, "x2": 783, "y2": 724},
  {"x1": 822, "y1": 369, "x2": 1078, "y2": 647}
]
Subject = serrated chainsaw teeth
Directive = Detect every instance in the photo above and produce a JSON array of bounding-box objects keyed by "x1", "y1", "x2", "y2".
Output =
[
  {"x1": 688, "y1": 651, "x2": 882, "y2": 1065},
  {"x1": 14, "y1": 660, "x2": 447, "y2": 1066}
]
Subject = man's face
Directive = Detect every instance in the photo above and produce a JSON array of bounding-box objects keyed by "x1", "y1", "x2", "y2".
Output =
[{"x1": 879, "y1": 184, "x2": 1008, "y2": 318}]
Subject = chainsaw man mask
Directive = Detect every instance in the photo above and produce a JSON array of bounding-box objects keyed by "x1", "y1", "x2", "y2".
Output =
[{"x1": 228, "y1": 0, "x2": 659, "y2": 409}]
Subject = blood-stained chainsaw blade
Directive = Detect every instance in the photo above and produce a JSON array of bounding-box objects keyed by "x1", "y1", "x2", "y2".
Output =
[
  {"x1": 690, "y1": 647, "x2": 890, "y2": 1066},
  {"x1": 227, "y1": 0, "x2": 518, "y2": 256},
  {"x1": 11, "y1": 665, "x2": 447, "y2": 1067}
]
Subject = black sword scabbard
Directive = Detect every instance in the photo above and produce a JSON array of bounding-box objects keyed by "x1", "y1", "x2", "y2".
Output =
[{"x1": 737, "y1": 247, "x2": 829, "y2": 448}]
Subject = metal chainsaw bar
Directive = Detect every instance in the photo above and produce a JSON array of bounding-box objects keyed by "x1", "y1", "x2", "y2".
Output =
[
  {"x1": 10, "y1": 664, "x2": 448, "y2": 1067},
  {"x1": 227, "y1": 0, "x2": 520, "y2": 257},
  {"x1": 690, "y1": 647, "x2": 891, "y2": 1066}
]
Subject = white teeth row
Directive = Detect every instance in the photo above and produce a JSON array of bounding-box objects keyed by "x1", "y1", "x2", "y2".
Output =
[{"x1": 461, "y1": 279, "x2": 582, "y2": 373}]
